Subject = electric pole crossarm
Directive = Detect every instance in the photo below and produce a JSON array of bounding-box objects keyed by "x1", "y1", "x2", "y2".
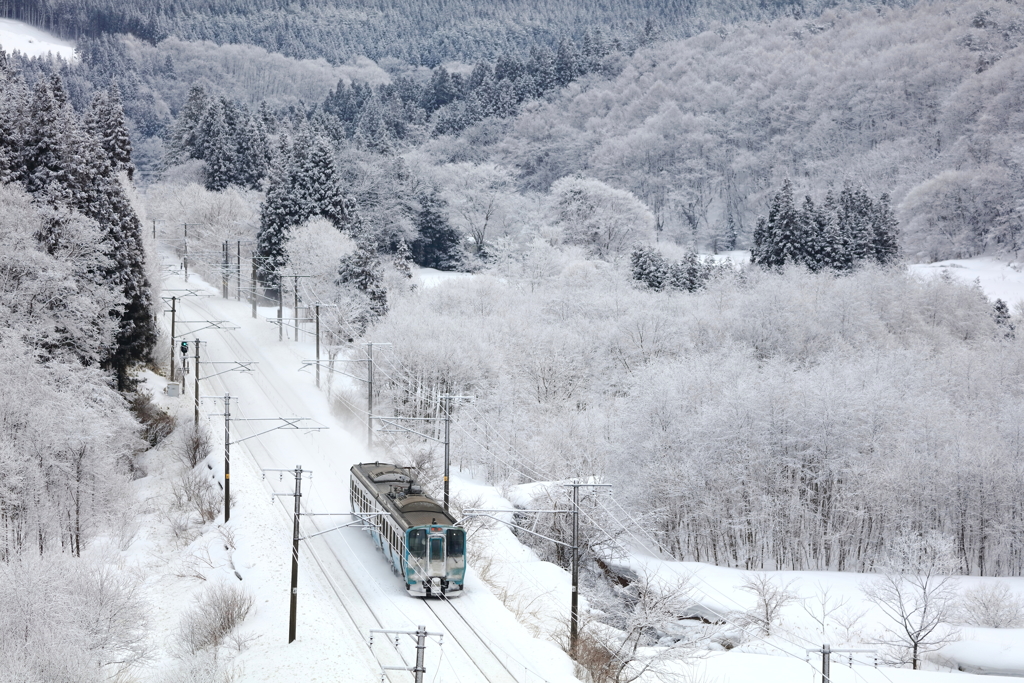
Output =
[
  {"x1": 196, "y1": 361, "x2": 258, "y2": 378},
  {"x1": 229, "y1": 418, "x2": 327, "y2": 444},
  {"x1": 462, "y1": 513, "x2": 573, "y2": 547},
  {"x1": 173, "y1": 321, "x2": 240, "y2": 335}
]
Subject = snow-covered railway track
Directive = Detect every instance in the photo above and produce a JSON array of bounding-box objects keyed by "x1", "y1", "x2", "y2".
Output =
[{"x1": 176, "y1": 288, "x2": 526, "y2": 683}]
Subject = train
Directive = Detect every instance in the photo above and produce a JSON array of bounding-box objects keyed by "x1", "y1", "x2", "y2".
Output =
[{"x1": 349, "y1": 462, "x2": 466, "y2": 598}]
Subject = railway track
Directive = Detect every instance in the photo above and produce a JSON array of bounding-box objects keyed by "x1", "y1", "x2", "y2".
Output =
[{"x1": 175, "y1": 284, "x2": 530, "y2": 683}]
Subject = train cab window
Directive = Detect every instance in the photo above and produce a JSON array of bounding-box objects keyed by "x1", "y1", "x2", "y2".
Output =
[
  {"x1": 429, "y1": 537, "x2": 444, "y2": 561},
  {"x1": 408, "y1": 529, "x2": 427, "y2": 557},
  {"x1": 446, "y1": 529, "x2": 465, "y2": 557}
]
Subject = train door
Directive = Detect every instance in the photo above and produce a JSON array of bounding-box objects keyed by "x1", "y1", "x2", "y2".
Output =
[{"x1": 428, "y1": 533, "x2": 446, "y2": 578}]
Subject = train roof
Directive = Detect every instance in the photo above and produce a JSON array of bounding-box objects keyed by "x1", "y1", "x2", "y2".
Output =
[{"x1": 351, "y1": 462, "x2": 456, "y2": 529}]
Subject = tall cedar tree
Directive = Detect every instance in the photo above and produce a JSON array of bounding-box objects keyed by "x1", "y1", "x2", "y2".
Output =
[
  {"x1": 10, "y1": 73, "x2": 155, "y2": 387},
  {"x1": 410, "y1": 192, "x2": 464, "y2": 270}
]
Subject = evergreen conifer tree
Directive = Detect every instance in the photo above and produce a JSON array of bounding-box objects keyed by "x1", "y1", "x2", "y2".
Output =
[
  {"x1": 630, "y1": 245, "x2": 669, "y2": 290},
  {"x1": 256, "y1": 139, "x2": 300, "y2": 285},
  {"x1": 411, "y1": 192, "x2": 463, "y2": 270},
  {"x1": 872, "y1": 193, "x2": 901, "y2": 265},
  {"x1": 202, "y1": 102, "x2": 236, "y2": 191},
  {"x1": 337, "y1": 245, "x2": 388, "y2": 320}
]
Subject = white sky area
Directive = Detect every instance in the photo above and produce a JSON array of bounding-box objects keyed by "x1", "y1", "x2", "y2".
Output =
[
  {"x1": 0, "y1": 18, "x2": 75, "y2": 61},
  {"x1": 134, "y1": 256, "x2": 1024, "y2": 682}
]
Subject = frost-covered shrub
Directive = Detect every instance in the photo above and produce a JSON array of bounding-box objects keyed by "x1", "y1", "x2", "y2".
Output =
[
  {"x1": 957, "y1": 582, "x2": 1024, "y2": 628},
  {"x1": 175, "y1": 583, "x2": 254, "y2": 655}
]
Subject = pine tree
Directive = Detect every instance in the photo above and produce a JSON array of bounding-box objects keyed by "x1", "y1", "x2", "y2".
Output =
[
  {"x1": 86, "y1": 85, "x2": 133, "y2": 180},
  {"x1": 411, "y1": 192, "x2": 463, "y2": 270},
  {"x1": 202, "y1": 102, "x2": 236, "y2": 191},
  {"x1": 839, "y1": 186, "x2": 875, "y2": 265},
  {"x1": 555, "y1": 39, "x2": 582, "y2": 87},
  {"x1": 256, "y1": 138, "x2": 301, "y2": 285},
  {"x1": 994, "y1": 299, "x2": 1014, "y2": 338},
  {"x1": 872, "y1": 193, "x2": 901, "y2": 265},
  {"x1": 298, "y1": 134, "x2": 354, "y2": 229},
  {"x1": 797, "y1": 195, "x2": 826, "y2": 271},
  {"x1": 235, "y1": 115, "x2": 269, "y2": 189},
  {"x1": 337, "y1": 245, "x2": 388, "y2": 319},
  {"x1": 630, "y1": 245, "x2": 669, "y2": 290},
  {"x1": 753, "y1": 179, "x2": 800, "y2": 269},
  {"x1": 168, "y1": 85, "x2": 208, "y2": 162}
]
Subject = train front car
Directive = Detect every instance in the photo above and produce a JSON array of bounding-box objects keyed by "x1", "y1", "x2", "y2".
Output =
[{"x1": 350, "y1": 463, "x2": 466, "y2": 598}]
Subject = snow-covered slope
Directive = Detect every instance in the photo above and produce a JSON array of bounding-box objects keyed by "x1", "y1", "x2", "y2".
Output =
[
  {"x1": 0, "y1": 18, "x2": 75, "y2": 60},
  {"x1": 138, "y1": 255, "x2": 1024, "y2": 682}
]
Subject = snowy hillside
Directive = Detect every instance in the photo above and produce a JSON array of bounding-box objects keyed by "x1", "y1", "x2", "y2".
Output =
[
  {"x1": 117, "y1": 254, "x2": 1024, "y2": 683},
  {"x1": 0, "y1": 18, "x2": 74, "y2": 60}
]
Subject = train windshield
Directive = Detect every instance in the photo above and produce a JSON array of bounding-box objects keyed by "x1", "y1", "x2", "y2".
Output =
[
  {"x1": 446, "y1": 529, "x2": 465, "y2": 557},
  {"x1": 429, "y1": 537, "x2": 444, "y2": 561},
  {"x1": 408, "y1": 529, "x2": 427, "y2": 557}
]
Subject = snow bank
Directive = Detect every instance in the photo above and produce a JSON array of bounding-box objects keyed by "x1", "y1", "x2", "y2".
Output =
[{"x1": 0, "y1": 18, "x2": 75, "y2": 61}]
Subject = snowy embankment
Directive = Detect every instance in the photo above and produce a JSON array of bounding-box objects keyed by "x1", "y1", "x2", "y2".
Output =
[
  {"x1": 0, "y1": 19, "x2": 75, "y2": 60},
  {"x1": 126, "y1": 255, "x2": 1024, "y2": 682},
  {"x1": 909, "y1": 257, "x2": 1024, "y2": 308},
  {"x1": 131, "y1": 260, "x2": 576, "y2": 682}
]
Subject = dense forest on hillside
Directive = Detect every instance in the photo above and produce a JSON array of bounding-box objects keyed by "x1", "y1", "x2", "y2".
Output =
[{"x1": 1, "y1": 0, "x2": 916, "y2": 65}]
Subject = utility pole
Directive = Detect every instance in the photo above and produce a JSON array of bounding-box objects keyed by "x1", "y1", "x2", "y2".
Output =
[
  {"x1": 265, "y1": 466, "x2": 312, "y2": 644},
  {"x1": 466, "y1": 489, "x2": 609, "y2": 655},
  {"x1": 236, "y1": 241, "x2": 242, "y2": 302},
  {"x1": 564, "y1": 481, "x2": 612, "y2": 653},
  {"x1": 169, "y1": 296, "x2": 177, "y2": 382},
  {"x1": 315, "y1": 304, "x2": 321, "y2": 389},
  {"x1": 251, "y1": 256, "x2": 258, "y2": 319},
  {"x1": 289, "y1": 466, "x2": 301, "y2": 644},
  {"x1": 222, "y1": 241, "x2": 229, "y2": 299},
  {"x1": 278, "y1": 277, "x2": 284, "y2": 342},
  {"x1": 367, "y1": 342, "x2": 374, "y2": 450},
  {"x1": 224, "y1": 393, "x2": 231, "y2": 522},
  {"x1": 443, "y1": 395, "x2": 450, "y2": 512},
  {"x1": 183, "y1": 223, "x2": 189, "y2": 282},
  {"x1": 293, "y1": 275, "x2": 300, "y2": 342},
  {"x1": 369, "y1": 626, "x2": 443, "y2": 683},
  {"x1": 193, "y1": 338, "x2": 201, "y2": 423}
]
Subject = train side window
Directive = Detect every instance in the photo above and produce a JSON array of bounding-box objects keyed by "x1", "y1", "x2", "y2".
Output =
[
  {"x1": 446, "y1": 529, "x2": 465, "y2": 557},
  {"x1": 408, "y1": 529, "x2": 427, "y2": 557}
]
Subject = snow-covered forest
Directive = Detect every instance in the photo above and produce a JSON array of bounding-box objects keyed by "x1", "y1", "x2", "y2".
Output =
[{"x1": 4, "y1": 0, "x2": 1024, "y2": 680}]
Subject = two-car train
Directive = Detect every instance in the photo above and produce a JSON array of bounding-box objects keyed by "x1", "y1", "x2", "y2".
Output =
[{"x1": 349, "y1": 462, "x2": 466, "y2": 597}]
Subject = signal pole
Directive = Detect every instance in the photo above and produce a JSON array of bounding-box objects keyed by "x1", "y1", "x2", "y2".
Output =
[
  {"x1": 193, "y1": 338, "x2": 201, "y2": 423},
  {"x1": 224, "y1": 393, "x2": 231, "y2": 522},
  {"x1": 169, "y1": 296, "x2": 177, "y2": 382}
]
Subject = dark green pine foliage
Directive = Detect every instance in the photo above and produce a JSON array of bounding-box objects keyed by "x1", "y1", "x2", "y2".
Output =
[
  {"x1": 555, "y1": 39, "x2": 582, "y2": 87},
  {"x1": 752, "y1": 178, "x2": 800, "y2": 269},
  {"x1": 23, "y1": 80, "x2": 67, "y2": 195},
  {"x1": 235, "y1": 115, "x2": 270, "y2": 190},
  {"x1": 21, "y1": 76, "x2": 156, "y2": 387},
  {"x1": 202, "y1": 102, "x2": 236, "y2": 191},
  {"x1": 86, "y1": 84, "x2": 134, "y2": 180},
  {"x1": 168, "y1": 85, "x2": 209, "y2": 162},
  {"x1": 298, "y1": 134, "x2": 353, "y2": 229},
  {"x1": 872, "y1": 193, "x2": 901, "y2": 265},
  {"x1": 630, "y1": 245, "x2": 669, "y2": 291},
  {"x1": 994, "y1": 299, "x2": 1015, "y2": 337},
  {"x1": 797, "y1": 195, "x2": 825, "y2": 271},
  {"x1": 256, "y1": 138, "x2": 301, "y2": 285},
  {"x1": 754, "y1": 183, "x2": 901, "y2": 272},
  {"x1": 840, "y1": 187, "x2": 875, "y2": 265},
  {"x1": 337, "y1": 245, "x2": 389, "y2": 322},
  {"x1": 410, "y1": 192, "x2": 463, "y2": 271}
]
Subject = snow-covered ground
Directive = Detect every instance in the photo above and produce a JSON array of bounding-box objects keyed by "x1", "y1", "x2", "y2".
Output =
[
  {"x1": 0, "y1": 18, "x2": 75, "y2": 61},
  {"x1": 128, "y1": 255, "x2": 1024, "y2": 682},
  {"x1": 909, "y1": 256, "x2": 1024, "y2": 308}
]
